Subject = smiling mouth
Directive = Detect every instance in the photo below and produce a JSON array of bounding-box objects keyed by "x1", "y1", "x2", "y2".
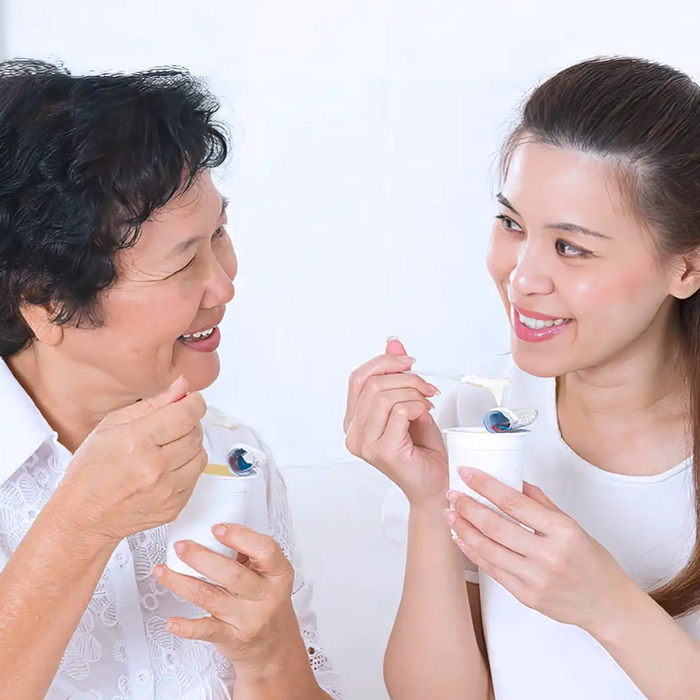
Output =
[{"x1": 178, "y1": 327, "x2": 215, "y2": 343}]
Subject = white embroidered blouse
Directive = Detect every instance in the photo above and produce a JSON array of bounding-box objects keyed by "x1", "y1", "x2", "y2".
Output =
[{"x1": 0, "y1": 360, "x2": 342, "y2": 700}]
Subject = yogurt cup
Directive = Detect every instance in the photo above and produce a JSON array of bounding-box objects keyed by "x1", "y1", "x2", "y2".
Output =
[
  {"x1": 165, "y1": 466, "x2": 259, "y2": 578},
  {"x1": 443, "y1": 427, "x2": 528, "y2": 511}
]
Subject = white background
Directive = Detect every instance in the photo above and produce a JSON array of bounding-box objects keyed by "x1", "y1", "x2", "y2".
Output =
[{"x1": 3, "y1": 2, "x2": 700, "y2": 697}]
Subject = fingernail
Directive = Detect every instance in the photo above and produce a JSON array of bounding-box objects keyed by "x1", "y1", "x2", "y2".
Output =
[
  {"x1": 212, "y1": 524, "x2": 227, "y2": 536},
  {"x1": 447, "y1": 490, "x2": 460, "y2": 506},
  {"x1": 167, "y1": 621, "x2": 181, "y2": 633},
  {"x1": 459, "y1": 467, "x2": 475, "y2": 482},
  {"x1": 387, "y1": 335, "x2": 400, "y2": 342},
  {"x1": 398, "y1": 355, "x2": 416, "y2": 365},
  {"x1": 429, "y1": 384, "x2": 441, "y2": 396},
  {"x1": 445, "y1": 510, "x2": 457, "y2": 525},
  {"x1": 174, "y1": 541, "x2": 187, "y2": 554},
  {"x1": 153, "y1": 565, "x2": 164, "y2": 578}
]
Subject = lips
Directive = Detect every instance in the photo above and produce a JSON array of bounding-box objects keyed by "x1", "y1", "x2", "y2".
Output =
[
  {"x1": 511, "y1": 306, "x2": 573, "y2": 343},
  {"x1": 179, "y1": 311, "x2": 225, "y2": 341}
]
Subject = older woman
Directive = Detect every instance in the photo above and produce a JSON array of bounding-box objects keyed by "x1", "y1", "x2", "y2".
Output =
[{"x1": 0, "y1": 60, "x2": 341, "y2": 700}]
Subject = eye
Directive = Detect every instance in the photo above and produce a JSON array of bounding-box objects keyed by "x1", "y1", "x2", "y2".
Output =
[
  {"x1": 213, "y1": 225, "x2": 228, "y2": 241},
  {"x1": 556, "y1": 239, "x2": 593, "y2": 259},
  {"x1": 495, "y1": 214, "x2": 523, "y2": 233}
]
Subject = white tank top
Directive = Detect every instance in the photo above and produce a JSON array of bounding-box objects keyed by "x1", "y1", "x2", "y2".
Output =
[{"x1": 382, "y1": 356, "x2": 699, "y2": 699}]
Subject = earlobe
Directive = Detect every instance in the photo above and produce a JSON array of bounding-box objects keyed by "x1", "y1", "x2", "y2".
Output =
[{"x1": 20, "y1": 304, "x2": 64, "y2": 347}]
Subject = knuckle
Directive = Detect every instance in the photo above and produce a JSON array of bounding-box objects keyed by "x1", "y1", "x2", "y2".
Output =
[
  {"x1": 259, "y1": 537, "x2": 281, "y2": 562},
  {"x1": 393, "y1": 403, "x2": 409, "y2": 420},
  {"x1": 501, "y1": 495, "x2": 520, "y2": 514},
  {"x1": 477, "y1": 513, "x2": 500, "y2": 539},
  {"x1": 544, "y1": 549, "x2": 566, "y2": 573},
  {"x1": 192, "y1": 584, "x2": 222, "y2": 610},
  {"x1": 362, "y1": 443, "x2": 380, "y2": 462},
  {"x1": 349, "y1": 369, "x2": 363, "y2": 390},
  {"x1": 345, "y1": 434, "x2": 361, "y2": 458},
  {"x1": 365, "y1": 375, "x2": 381, "y2": 394},
  {"x1": 140, "y1": 462, "x2": 163, "y2": 487}
]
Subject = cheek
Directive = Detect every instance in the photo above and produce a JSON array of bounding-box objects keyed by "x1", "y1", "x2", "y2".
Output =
[
  {"x1": 108, "y1": 288, "x2": 200, "y2": 349},
  {"x1": 566, "y1": 263, "x2": 668, "y2": 325}
]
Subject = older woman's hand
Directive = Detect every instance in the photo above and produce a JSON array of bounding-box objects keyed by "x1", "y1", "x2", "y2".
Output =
[
  {"x1": 154, "y1": 523, "x2": 308, "y2": 679},
  {"x1": 57, "y1": 375, "x2": 208, "y2": 544}
]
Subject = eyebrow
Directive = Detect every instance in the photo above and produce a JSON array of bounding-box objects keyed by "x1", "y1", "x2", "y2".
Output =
[
  {"x1": 167, "y1": 196, "x2": 230, "y2": 258},
  {"x1": 496, "y1": 192, "x2": 612, "y2": 241}
]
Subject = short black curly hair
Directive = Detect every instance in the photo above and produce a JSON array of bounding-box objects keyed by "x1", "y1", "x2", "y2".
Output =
[{"x1": 0, "y1": 59, "x2": 229, "y2": 357}]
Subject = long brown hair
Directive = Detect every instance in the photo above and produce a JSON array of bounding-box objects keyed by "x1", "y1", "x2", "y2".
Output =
[{"x1": 502, "y1": 57, "x2": 700, "y2": 618}]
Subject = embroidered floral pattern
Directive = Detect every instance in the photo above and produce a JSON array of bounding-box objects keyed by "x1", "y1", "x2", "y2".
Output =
[{"x1": 0, "y1": 416, "x2": 342, "y2": 699}]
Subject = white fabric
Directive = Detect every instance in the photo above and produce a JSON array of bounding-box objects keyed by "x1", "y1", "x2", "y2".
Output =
[
  {"x1": 0, "y1": 360, "x2": 342, "y2": 700},
  {"x1": 383, "y1": 354, "x2": 700, "y2": 699}
]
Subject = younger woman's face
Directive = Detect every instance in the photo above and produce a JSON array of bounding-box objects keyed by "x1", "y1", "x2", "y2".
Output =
[{"x1": 487, "y1": 142, "x2": 690, "y2": 378}]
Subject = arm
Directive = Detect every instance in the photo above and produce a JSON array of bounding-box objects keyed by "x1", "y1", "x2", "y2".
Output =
[
  {"x1": 588, "y1": 583, "x2": 700, "y2": 700},
  {"x1": 448, "y1": 472, "x2": 700, "y2": 700},
  {"x1": 0, "y1": 492, "x2": 116, "y2": 700},
  {"x1": 0, "y1": 378, "x2": 209, "y2": 699},
  {"x1": 384, "y1": 499, "x2": 491, "y2": 700}
]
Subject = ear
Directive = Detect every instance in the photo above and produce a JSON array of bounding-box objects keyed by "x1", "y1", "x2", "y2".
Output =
[
  {"x1": 20, "y1": 304, "x2": 64, "y2": 347},
  {"x1": 669, "y1": 252, "x2": 700, "y2": 300}
]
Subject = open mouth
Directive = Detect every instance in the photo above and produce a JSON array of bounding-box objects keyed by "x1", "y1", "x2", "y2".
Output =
[
  {"x1": 516, "y1": 311, "x2": 571, "y2": 330},
  {"x1": 511, "y1": 307, "x2": 573, "y2": 342},
  {"x1": 178, "y1": 327, "x2": 216, "y2": 343}
]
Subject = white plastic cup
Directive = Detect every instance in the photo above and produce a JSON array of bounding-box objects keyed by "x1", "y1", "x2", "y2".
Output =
[
  {"x1": 443, "y1": 427, "x2": 528, "y2": 512},
  {"x1": 166, "y1": 470, "x2": 259, "y2": 578}
]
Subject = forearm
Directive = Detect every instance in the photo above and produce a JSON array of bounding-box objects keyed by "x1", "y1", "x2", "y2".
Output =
[
  {"x1": 385, "y1": 500, "x2": 490, "y2": 700},
  {"x1": 0, "y1": 489, "x2": 116, "y2": 699},
  {"x1": 589, "y1": 581, "x2": 700, "y2": 700},
  {"x1": 233, "y1": 629, "x2": 332, "y2": 700}
]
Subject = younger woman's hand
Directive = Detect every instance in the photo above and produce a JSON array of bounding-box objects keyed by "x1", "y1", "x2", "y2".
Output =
[
  {"x1": 344, "y1": 337, "x2": 448, "y2": 506},
  {"x1": 446, "y1": 468, "x2": 637, "y2": 634}
]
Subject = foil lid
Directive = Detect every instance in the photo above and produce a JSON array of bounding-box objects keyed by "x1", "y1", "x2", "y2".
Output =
[
  {"x1": 226, "y1": 443, "x2": 267, "y2": 475},
  {"x1": 483, "y1": 407, "x2": 538, "y2": 433},
  {"x1": 204, "y1": 443, "x2": 267, "y2": 477}
]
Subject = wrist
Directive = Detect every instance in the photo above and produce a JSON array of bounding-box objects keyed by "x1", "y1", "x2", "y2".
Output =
[
  {"x1": 408, "y1": 492, "x2": 449, "y2": 514},
  {"x1": 584, "y1": 577, "x2": 652, "y2": 646},
  {"x1": 47, "y1": 482, "x2": 122, "y2": 557},
  {"x1": 233, "y1": 609, "x2": 312, "y2": 682},
  {"x1": 233, "y1": 631, "x2": 324, "y2": 699}
]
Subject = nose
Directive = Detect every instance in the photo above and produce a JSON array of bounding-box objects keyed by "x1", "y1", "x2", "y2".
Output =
[
  {"x1": 509, "y1": 243, "x2": 555, "y2": 297},
  {"x1": 203, "y1": 249, "x2": 236, "y2": 307}
]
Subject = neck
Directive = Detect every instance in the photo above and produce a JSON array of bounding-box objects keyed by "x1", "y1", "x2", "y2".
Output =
[
  {"x1": 6, "y1": 348, "x2": 136, "y2": 453},
  {"x1": 559, "y1": 311, "x2": 686, "y2": 425}
]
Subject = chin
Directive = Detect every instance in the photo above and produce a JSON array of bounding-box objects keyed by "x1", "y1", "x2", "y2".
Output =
[
  {"x1": 181, "y1": 354, "x2": 221, "y2": 393},
  {"x1": 510, "y1": 337, "x2": 572, "y2": 379}
]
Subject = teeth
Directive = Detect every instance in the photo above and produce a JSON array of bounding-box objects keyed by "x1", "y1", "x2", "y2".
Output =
[
  {"x1": 518, "y1": 313, "x2": 568, "y2": 330},
  {"x1": 180, "y1": 327, "x2": 215, "y2": 340}
]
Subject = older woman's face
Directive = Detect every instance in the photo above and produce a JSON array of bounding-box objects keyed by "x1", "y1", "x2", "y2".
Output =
[{"x1": 58, "y1": 170, "x2": 236, "y2": 397}]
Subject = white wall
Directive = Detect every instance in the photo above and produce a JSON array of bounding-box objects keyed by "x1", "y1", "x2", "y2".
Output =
[{"x1": 4, "y1": 2, "x2": 700, "y2": 697}]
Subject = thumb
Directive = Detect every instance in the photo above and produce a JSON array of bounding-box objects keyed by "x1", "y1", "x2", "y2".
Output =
[
  {"x1": 142, "y1": 375, "x2": 190, "y2": 412},
  {"x1": 104, "y1": 375, "x2": 189, "y2": 426},
  {"x1": 386, "y1": 335, "x2": 408, "y2": 357}
]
